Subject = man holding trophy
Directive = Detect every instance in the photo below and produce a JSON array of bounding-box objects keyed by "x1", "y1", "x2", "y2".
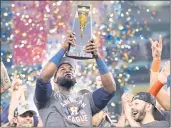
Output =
[{"x1": 34, "y1": 5, "x2": 116, "y2": 127}]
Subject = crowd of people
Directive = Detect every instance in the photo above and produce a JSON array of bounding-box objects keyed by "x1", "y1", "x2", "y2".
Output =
[{"x1": 1, "y1": 32, "x2": 170, "y2": 127}]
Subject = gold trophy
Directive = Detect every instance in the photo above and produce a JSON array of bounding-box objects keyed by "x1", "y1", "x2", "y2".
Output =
[
  {"x1": 66, "y1": 5, "x2": 93, "y2": 59},
  {"x1": 78, "y1": 5, "x2": 90, "y2": 38}
]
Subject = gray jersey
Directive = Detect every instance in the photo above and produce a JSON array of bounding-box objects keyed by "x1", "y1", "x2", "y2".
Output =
[
  {"x1": 160, "y1": 110, "x2": 170, "y2": 124},
  {"x1": 142, "y1": 120, "x2": 169, "y2": 127},
  {"x1": 34, "y1": 91, "x2": 100, "y2": 127}
]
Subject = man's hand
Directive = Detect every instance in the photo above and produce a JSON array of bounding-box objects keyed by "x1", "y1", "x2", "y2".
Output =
[
  {"x1": 158, "y1": 61, "x2": 170, "y2": 84},
  {"x1": 11, "y1": 74, "x2": 27, "y2": 102},
  {"x1": 84, "y1": 38, "x2": 99, "y2": 58},
  {"x1": 124, "y1": 102, "x2": 141, "y2": 127},
  {"x1": 149, "y1": 35, "x2": 162, "y2": 60},
  {"x1": 11, "y1": 73, "x2": 22, "y2": 91},
  {"x1": 124, "y1": 102, "x2": 132, "y2": 119},
  {"x1": 61, "y1": 32, "x2": 76, "y2": 50},
  {"x1": 121, "y1": 92, "x2": 132, "y2": 104}
]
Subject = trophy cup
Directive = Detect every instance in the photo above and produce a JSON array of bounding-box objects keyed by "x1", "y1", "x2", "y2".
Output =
[{"x1": 66, "y1": 5, "x2": 93, "y2": 59}]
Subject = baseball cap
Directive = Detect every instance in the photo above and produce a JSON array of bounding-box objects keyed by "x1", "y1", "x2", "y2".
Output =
[
  {"x1": 132, "y1": 92, "x2": 164, "y2": 121},
  {"x1": 58, "y1": 57, "x2": 77, "y2": 69},
  {"x1": 14, "y1": 102, "x2": 37, "y2": 117}
]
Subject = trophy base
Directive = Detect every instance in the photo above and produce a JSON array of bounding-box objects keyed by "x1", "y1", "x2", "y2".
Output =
[{"x1": 66, "y1": 52, "x2": 93, "y2": 60}]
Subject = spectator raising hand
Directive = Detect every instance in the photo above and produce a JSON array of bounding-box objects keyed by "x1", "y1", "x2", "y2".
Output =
[
  {"x1": 8, "y1": 72, "x2": 27, "y2": 122},
  {"x1": 148, "y1": 35, "x2": 170, "y2": 111},
  {"x1": 149, "y1": 35, "x2": 162, "y2": 60},
  {"x1": 11, "y1": 72, "x2": 22, "y2": 90},
  {"x1": 149, "y1": 35, "x2": 163, "y2": 85}
]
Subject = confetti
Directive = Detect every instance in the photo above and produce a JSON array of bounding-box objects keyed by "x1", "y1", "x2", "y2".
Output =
[{"x1": 1, "y1": 1, "x2": 169, "y2": 106}]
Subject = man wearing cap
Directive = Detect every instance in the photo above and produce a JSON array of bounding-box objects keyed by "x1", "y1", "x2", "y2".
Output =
[
  {"x1": 124, "y1": 92, "x2": 169, "y2": 127},
  {"x1": 34, "y1": 32, "x2": 116, "y2": 127},
  {"x1": 147, "y1": 35, "x2": 170, "y2": 125},
  {"x1": 148, "y1": 35, "x2": 170, "y2": 111},
  {"x1": 1, "y1": 102, "x2": 37, "y2": 127}
]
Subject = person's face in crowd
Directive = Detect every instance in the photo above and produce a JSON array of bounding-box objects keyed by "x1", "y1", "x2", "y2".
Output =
[
  {"x1": 13, "y1": 111, "x2": 34, "y2": 127},
  {"x1": 131, "y1": 99, "x2": 152, "y2": 122},
  {"x1": 55, "y1": 64, "x2": 76, "y2": 90}
]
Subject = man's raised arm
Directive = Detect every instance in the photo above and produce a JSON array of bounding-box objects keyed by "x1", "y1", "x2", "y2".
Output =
[
  {"x1": 34, "y1": 32, "x2": 76, "y2": 108},
  {"x1": 95, "y1": 56, "x2": 116, "y2": 93},
  {"x1": 39, "y1": 32, "x2": 76, "y2": 83},
  {"x1": 84, "y1": 38, "x2": 116, "y2": 113},
  {"x1": 84, "y1": 38, "x2": 116, "y2": 94},
  {"x1": 148, "y1": 35, "x2": 170, "y2": 110}
]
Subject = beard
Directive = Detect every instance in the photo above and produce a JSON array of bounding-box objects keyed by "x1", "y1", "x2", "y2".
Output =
[
  {"x1": 132, "y1": 107, "x2": 146, "y2": 122},
  {"x1": 56, "y1": 75, "x2": 76, "y2": 90}
]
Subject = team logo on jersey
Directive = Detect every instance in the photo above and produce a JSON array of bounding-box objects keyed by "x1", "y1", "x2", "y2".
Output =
[
  {"x1": 68, "y1": 105, "x2": 79, "y2": 116},
  {"x1": 59, "y1": 96, "x2": 89, "y2": 125}
]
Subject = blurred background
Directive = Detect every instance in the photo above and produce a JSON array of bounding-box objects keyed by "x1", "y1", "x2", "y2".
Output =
[{"x1": 1, "y1": 1, "x2": 170, "y2": 123}]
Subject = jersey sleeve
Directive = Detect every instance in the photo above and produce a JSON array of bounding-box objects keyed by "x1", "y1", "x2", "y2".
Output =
[
  {"x1": 34, "y1": 78, "x2": 52, "y2": 109},
  {"x1": 87, "y1": 87, "x2": 114, "y2": 115}
]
